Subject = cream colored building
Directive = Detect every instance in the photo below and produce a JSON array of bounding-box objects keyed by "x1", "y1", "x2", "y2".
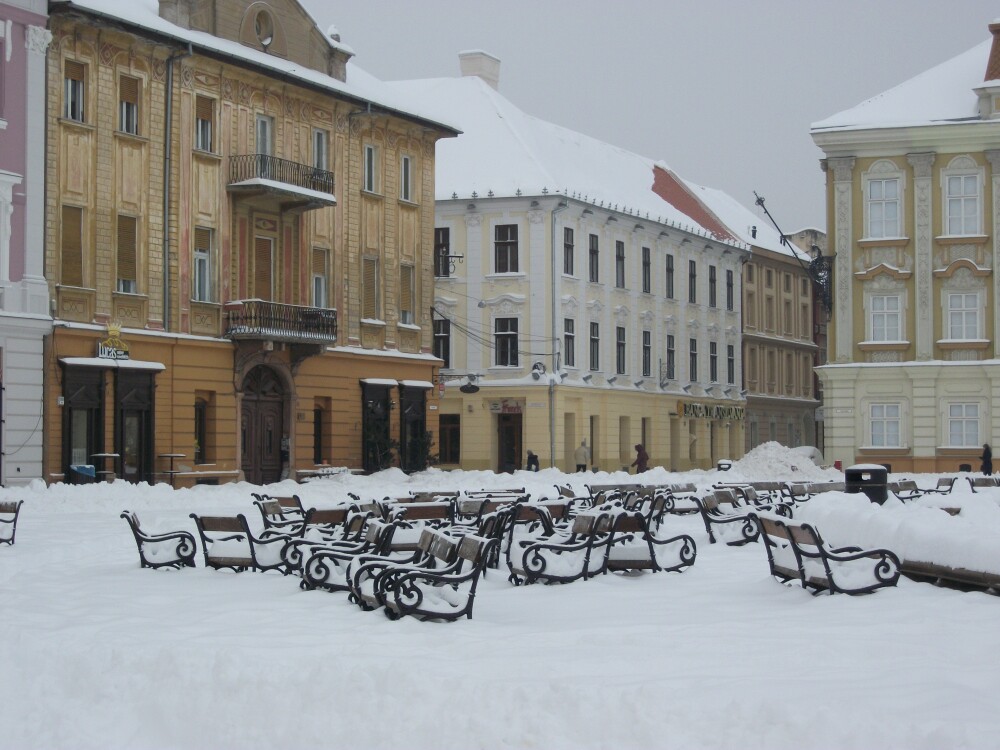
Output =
[
  {"x1": 812, "y1": 21, "x2": 1000, "y2": 472},
  {"x1": 391, "y1": 55, "x2": 751, "y2": 473}
]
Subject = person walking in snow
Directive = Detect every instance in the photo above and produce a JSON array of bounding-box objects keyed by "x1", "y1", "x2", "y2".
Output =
[
  {"x1": 574, "y1": 440, "x2": 590, "y2": 472},
  {"x1": 526, "y1": 450, "x2": 540, "y2": 472},
  {"x1": 631, "y1": 443, "x2": 649, "y2": 473},
  {"x1": 981, "y1": 443, "x2": 993, "y2": 476}
]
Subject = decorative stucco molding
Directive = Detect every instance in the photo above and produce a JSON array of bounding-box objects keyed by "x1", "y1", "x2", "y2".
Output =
[
  {"x1": 25, "y1": 25, "x2": 52, "y2": 56},
  {"x1": 908, "y1": 152, "x2": 935, "y2": 359}
]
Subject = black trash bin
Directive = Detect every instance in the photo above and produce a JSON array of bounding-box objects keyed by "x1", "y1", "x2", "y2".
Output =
[{"x1": 845, "y1": 464, "x2": 888, "y2": 504}]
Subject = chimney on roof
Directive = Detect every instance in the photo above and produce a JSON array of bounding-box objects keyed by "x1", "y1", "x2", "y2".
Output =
[
  {"x1": 986, "y1": 20, "x2": 1000, "y2": 80},
  {"x1": 459, "y1": 50, "x2": 500, "y2": 90}
]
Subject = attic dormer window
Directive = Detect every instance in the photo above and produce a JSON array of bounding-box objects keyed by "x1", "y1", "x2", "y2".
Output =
[{"x1": 255, "y1": 10, "x2": 274, "y2": 49}]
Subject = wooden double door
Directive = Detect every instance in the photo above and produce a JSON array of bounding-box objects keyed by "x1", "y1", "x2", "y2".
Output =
[{"x1": 241, "y1": 366, "x2": 285, "y2": 486}]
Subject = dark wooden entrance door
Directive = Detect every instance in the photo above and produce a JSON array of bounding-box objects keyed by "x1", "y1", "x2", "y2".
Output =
[
  {"x1": 241, "y1": 366, "x2": 284, "y2": 485},
  {"x1": 497, "y1": 413, "x2": 522, "y2": 473}
]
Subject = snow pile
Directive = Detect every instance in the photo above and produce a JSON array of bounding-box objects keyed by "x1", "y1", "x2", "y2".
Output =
[{"x1": 724, "y1": 441, "x2": 841, "y2": 483}]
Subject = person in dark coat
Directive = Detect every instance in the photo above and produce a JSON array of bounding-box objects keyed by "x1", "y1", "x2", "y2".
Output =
[
  {"x1": 631, "y1": 444, "x2": 649, "y2": 473},
  {"x1": 981, "y1": 443, "x2": 993, "y2": 476},
  {"x1": 526, "y1": 449, "x2": 540, "y2": 472}
]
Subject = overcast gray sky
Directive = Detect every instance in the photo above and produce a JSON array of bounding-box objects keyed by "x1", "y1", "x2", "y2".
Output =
[{"x1": 302, "y1": 1, "x2": 998, "y2": 233}]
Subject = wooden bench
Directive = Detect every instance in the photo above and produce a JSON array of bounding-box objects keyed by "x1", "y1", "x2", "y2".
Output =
[
  {"x1": 381, "y1": 535, "x2": 499, "y2": 621},
  {"x1": 888, "y1": 478, "x2": 956, "y2": 501},
  {"x1": 507, "y1": 512, "x2": 613, "y2": 585},
  {"x1": 966, "y1": 476, "x2": 1000, "y2": 493},
  {"x1": 694, "y1": 489, "x2": 790, "y2": 546},
  {"x1": 120, "y1": 510, "x2": 196, "y2": 569},
  {"x1": 282, "y1": 506, "x2": 373, "y2": 571},
  {"x1": 349, "y1": 528, "x2": 460, "y2": 611},
  {"x1": 605, "y1": 511, "x2": 697, "y2": 574},
  {"x1": 251, "y1": 493, "x2": 306, "y2": 535},
  {"x1": 899, "y1": 559, "x2": 1000, "y2": 593},
  {"x1": 300, "y1": 520, "x2": 398, "y2": 592},
  {"x1": 0, "y1": 500, "x2": 24, "y2": 545},
  {"x1": 189, "y1": 513, "x2": 290, "y2": 574},
  {"x1": 752, "y1": 513, "x2": 900, "y2": 595}
]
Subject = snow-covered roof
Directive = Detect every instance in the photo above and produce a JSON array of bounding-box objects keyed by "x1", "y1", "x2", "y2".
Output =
[
  {"x1": 384, "y1": 74, "x2": 758, "y2": 246},
  {"x1": 58, "y1": 0, "x2": 460, "y2": 135},
  {"x1": 812, "y1": 39, "x2": 990, "y2": 133}
]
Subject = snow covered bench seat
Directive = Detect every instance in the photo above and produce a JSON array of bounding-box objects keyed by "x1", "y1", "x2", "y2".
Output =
[
  {"x1": 281, "y1": 506, "x2": 372, "y2": 571},
  {"x1": 966, "y1": 476, "x2": 1000, "y2": 493},
  {"x1": 189, "y1": 513, "x2": 291, "y2": 574},
  {"x1": 695, "y1": 489, "x2": 792, "y2": 546},
  {"x1": 300, "y1": 520, "x2": 397, "y2": 593},
  {"x1": 251, "y1": 493, "x2": 306, "y2": 536},
  {"x1": 0, "y1": 500, "x2": 24, "y2": 545},
  {"x1": 382, "y1": 534, "x2": 499, "y2": 621},
  {"x1": 890, "y1": 477, "x2": 956, "y2": 501},
  {"x1": 120, "y1": 510, "x2": 196, "y2": 569},
  {"x1": 752, "y1": 513, "x2": 900, "y2": 595},
  {"x1": 899, "y1": 560, "x2": 1000, "y2": 593},
  {"x1": 349, "y1": 528, "x2": 460, "y2": 611},
  {"x1": 507, "y1": 511, "x2": 613, "y2": 585},
  {"x1": 605, "y1": 510, "x2": 697, "y2": 574}
]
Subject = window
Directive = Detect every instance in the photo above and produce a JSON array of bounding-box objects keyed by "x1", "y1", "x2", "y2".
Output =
[
  {"x1": 726, "y1": 269, "x2": 734, "y2": 310},
  {"x1": 495, "y1": 317, "x2": 519, "y2": 367},
  {"x1": 689, "y1": 338, "x2": 698, "y2": 381},
  {"x1": 194, "y1": 398, "x2": 207, "y2": 464},
  {"x1": 948, "y1": 403, "x2": 979, "y2": 447},
  {"x1": 439, "y1": 414, "x2": 461, "y2": 464},
  {"x1": 433, "y1": 318, "x2": 451, "y2": 368},
  {"x1": 193, "y1": 228, "x2": 213, "y2": 302},
  {"x1": 563, "y1": 228, "x2": 574, "y2": 276},
  {"x1": 195, "y1": 95, "x2": 214, "y2": 152},
  {"x1": 64, "y1": 60, "x2": 85, "y2": 122},
  {"x1": 119, "y1": 75, "x2": 139, "y2": 135},
  {"x1": 116, "y1": 215, "x2": 137, "y2": 294},
  {"x1": 616, "y1": 326, "x2": 626, "y2": 374},
  {"x1": 765, "y1": 268, "x2": 773, "y2": 288},
  {"x1": 255, "y1": 114, "x2": 273, "y2": 156},
  {"x1": 727, "y1": 344, "x2": 735, "y2": 384},
  {"x1": 254, "y1": 236, "x2": 274, "y2": 300},
  {"x1": 747, "y1": 264, "x2": 754, "y2": 283},
  {"x1": 363, "y1": 144, "x2": 379, "y2": 192},
  {"x1": 313, "y1": 407, "x2": 324, "y2": 465},
  {"x1": 688, "y1": 260, "x2": 697, "y2": 303},
  {"x1": 588, "y1": 234, "x2": 599, "y2": 282},
  {"x1": 434, "y1": 227, "x2": 450, "y2": 278},
  {"x1": 564, "y1": 319, "x2": 575, "y2": 368},
  {"x1": 615, "y1": 241, "x2": 625, "y2": 288},
  {"x1": 946, "y1": 174, "x2": 979, "y2": 235},
  {"x1": 871, "y1": 295, "x2": 901, "y2": 341},
  {"x1": 494, "y1": 224, "x2": 518, "y2": 273},
  {"x1": 362, "y1": 256, "x2": 379, "y2": 319},
  {"x1": 312, "y1": 248, "x2": 328, "y2": 308},
  {"x1": 709, "y1": 341, "x2": 718, "y2": 382},
  {"x1": 708, "y1": 265, "x2": 717, "y2": 307},
  {"x1": 665, "y1": 254, "x2": 674, "y2": 298},
  {"x1": 61, "y1": 205, "x2": 84, "y2": 287},
  {"x1": 641, "y1": 247, "x2": 651, "y2": 293},
  {"x1": 948, "y1": 292, "x2": 979, "y2": 339},
  {"x1": 870, "y1": 403, "x2": 901, "y2": 447},
  {"x1": 868, "y1": 177, "x2": 900, "y2": 238},
  {"x1": 400, "y1": 264, "x2": 414, "y2": 324},
  {"x1": 642, "y1": 330, "x2": 651, "y2": 377},
  {"x1": 666, "y1": 335, "x2": 675, "y2": 380},
  {"x1": 589, "y1": 322, "x2": 600, "y2": 371},
  {"x1": 400, "y1": 155, "x2": 412, "y2": 201},
  {"x1": 313, "y1": 129, "x2": 328, "y2": 170},
  {"x1": 783, "y1": 273, "x2": 791, "y2": 293}
]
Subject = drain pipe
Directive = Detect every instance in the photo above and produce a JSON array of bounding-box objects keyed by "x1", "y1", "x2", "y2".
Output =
[
  {"x1": 549, "y1": 198, "x2": 568, "y2": 468},
  {"x1": 162, "y1": 43, "x2": 193, "y2": 331}
]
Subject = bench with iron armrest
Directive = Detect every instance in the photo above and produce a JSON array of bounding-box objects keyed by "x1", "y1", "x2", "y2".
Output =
[
  {"x1": 715, "y1": 483, "x2": 784, "y2": 504},
  {"x1": 120, "y1": 510, "x2": 196, "y2": 569},
  {"x1": 507, "y1": 511, "x2": 614, "y2": 586},
  {"x1": 348, "y1": 528, "x2": 461, "y2": 611},
  {"x1": 406, "y1": 490, "x2": 460, "y2": 503},
  {"x1": 694, "y1": 489, "x2": 792, "y2": 546},
  {"x1": 781, "y1": 481, "x2": 846, "y2": 503},
  {"x1": 381, "y1": 535, "x2": 499, "y2": 621},
  {"x1": 604, "y1": 510, "x2": 697, "y2": 574},
  {"x1": 657, "y1": 484, "x2": 701, "y2": 515},
  {"x1": 281, "y1": 506, "x2": 373, "y2": 571},
  {"x1": 751, "y1": 512, "x2": 900, "y2": 595},
  {"x1": 251, "y1": 493, "x2": 306, "y2": 535},
  {"x1": 454, "y1": 496, "x2": 522, "y2": 526},
  {"x1": 300, "y1": 520, "x2": 398, "y2": 592},
  {"x1": 0, "y1": 500, "x2": 24, "y2": 545},
  {"x1": 889, "y1": 478, "x2": 955, "y2": 501},
  {"x1": 445, "y1": 505, "x2": 516, "y2": 569},
  {"x1": 966, "y1": 476, "x2": 1000, "y2": 493},
  {"x1": 463, "y1": 487, "x2": 525, "y2": 498},
  {"x1": 189, "y1": 513, "x2": 291, "y2": 574}
]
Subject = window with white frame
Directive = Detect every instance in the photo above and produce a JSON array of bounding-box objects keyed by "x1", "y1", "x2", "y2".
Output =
[
  {"x1": 433, "y1": 318, "x2": 451, "y2": 369},
  {"x1": 689, "y1": 338, "x2": 698, "y2": 381},
  {"x1": 434, "y1": 227, "x2": 450, "y2": 278},
  {"x1": 119, "y1": 75, "x2": 140, "y2": 135},
  {"x1": 399, "y1": 264, "x2": 415, "y2": 324},
  {"x1": 665, "y1": 254, "x2": 674, "y2": 298},
  {"x1": 400, "y1": 155, "x2": 413, "y2": 201},
  {"x1": 564, "y1": 228, "x2": 574, "y2": 276},
  {"x1": 709, "y1": 341, "x2": 718, "y2": 382},
  {"x1": 642, "y1": 330, "x2": 651, "y2": 377},
  {"x1": 870, "y1": 294, "x2": 901, "y2": 341},
  {"x1": 867, "y1": 176, "x2": 900, "y2": 238},
  {"x1": 947, "y1": 403, "x2": 979, "y2": 447},
  {"x1": 495, "y1": 317, "x2": 519, "y2": 367},
  {"x1": 494, "y1": 224, "x2": 518, "y2": 273},
  {"x1": 588, "y1": 234, "x2": 599, "y2": 282},
  {"x1": 727, "y1": 344, "x2": 735, "y2": 384},
  {"x1": 193, "y1": 227, "x2": 213, "y2": 302},
  {"x1": 616, "y1": 326, "x2": 626, "y2": 374},
  {"x1": 870, "y1": 403, "x2": 901, "y2": 447},
  {"x1": 666, "y1": 335, "x2": 675, "y2": 380},
  {"x1": 589, "y1": 322, "x2": 599, "y2": 371},
  {"x1": 195, "y1": 95, "x2": 214, "y2": 152},
  {"x1": 615, "y1": 241, "x2": 625, "y2": 288},
  {"x1": 313, "y1": 129, "x2": 328, "y2": 170},
  {"x1": 948, "y1": 292, "x2": 980, "y2": 339},
  {"x1": 946, "y1": 174, "x2": 980, "y2": 236},
  {"x1": 641, "y1": 247, "x2": 651, "y2": 293},
  {"x1": 312, "y1": 248, "x2": 328, "y2": 308},
  {"x1": 64, "y1": 60, "x2": 86, "y2": 122},
  {"x1": 363, "y1": 144, "x2": 379, "y2": 193},
  {"x1": 564, "y1": 318, "x2": 575, "y2": 368}
]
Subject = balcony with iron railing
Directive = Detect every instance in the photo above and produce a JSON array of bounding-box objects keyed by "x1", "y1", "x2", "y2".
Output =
[
  {"x1": 228, "y1": 154, "x2": 336, "y2": 211},
  {"x1": 223, "y1": 299, "x2": 337, "y2": 345}
]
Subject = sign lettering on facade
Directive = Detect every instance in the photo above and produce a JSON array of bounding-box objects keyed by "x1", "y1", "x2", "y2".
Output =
[
  {"x1": 96, "y1": 323, "x2": 129, "y2": 360},
  {"x1": 682, "y1": 402, "x2": 745, "y2": 421}
]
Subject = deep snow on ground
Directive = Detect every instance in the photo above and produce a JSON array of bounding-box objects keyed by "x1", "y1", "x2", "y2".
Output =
[{"x1": 2, "y1": 444, "x2": 999, "y2": 750}]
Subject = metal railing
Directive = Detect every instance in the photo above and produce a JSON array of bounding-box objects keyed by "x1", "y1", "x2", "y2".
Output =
[
  {"x1": 229, "y1": 154, "x2": 336, "y2": 195},
  {"x1": 223, "y1": 299, "x2": 337, "y2": 343}
]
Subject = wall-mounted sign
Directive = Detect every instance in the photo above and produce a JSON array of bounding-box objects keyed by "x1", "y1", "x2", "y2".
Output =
[
  {"x1": 489, "y1": 399, "x2": 523, "y2": 414},
  {"x1": 96, "y1": 323, "x2": 129, "y2": 361},
  {"x1": 682, "y1": 402, "x2": 745, "y2": 421}
]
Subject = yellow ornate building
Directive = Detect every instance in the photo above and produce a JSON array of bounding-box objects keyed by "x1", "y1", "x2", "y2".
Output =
[
  {"x1": 812, "y1": 21, "x2": 1000, "y2": 472},
  {"x1": 43, "y1": 0, "x2": 455, "y2": 485}
]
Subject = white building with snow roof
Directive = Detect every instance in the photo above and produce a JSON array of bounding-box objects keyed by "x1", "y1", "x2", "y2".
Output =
[
  {"x1": 812, "y1": 19, "x2": 1000, "y2": 472},
  {"x1": 389, "y1": 53, "x2": 760, "y2": 472}
]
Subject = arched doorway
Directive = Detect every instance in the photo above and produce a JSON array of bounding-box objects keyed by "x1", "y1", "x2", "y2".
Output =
[{"x1": 241, "y1": 365, "x2": 285, "y2": 485}]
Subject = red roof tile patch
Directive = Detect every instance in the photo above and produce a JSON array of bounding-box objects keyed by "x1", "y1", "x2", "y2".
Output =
[{"x1": 651, "y1": 164, "x2": 737, "y2": 242}]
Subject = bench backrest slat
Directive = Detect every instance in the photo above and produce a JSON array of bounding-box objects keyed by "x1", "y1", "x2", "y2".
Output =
[{"x1": 197, "y1": 516, "x2": 243, "y2": 533}]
